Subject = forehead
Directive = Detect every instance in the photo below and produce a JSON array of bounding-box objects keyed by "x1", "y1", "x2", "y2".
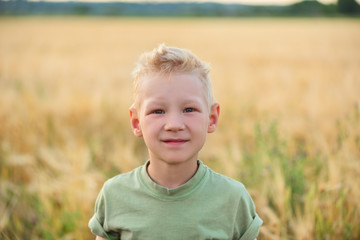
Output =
[
  {"x1": 140, "y1": 71, "x2": 203, "y2": 86},
  {"x1": 138, "y1": 72, "x2": 208, "y2": 105}
]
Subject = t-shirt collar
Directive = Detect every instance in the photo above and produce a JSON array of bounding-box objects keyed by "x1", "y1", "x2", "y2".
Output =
[{"x1": 139, "y1": 160, "x2": 207, "y2": 200}]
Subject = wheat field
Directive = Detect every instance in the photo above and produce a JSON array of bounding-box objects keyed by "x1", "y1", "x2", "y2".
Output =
[{"x1": 0, "y1": 17, "x2": 359, "y2": 240}]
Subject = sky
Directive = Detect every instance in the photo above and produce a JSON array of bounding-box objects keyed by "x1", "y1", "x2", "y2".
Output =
[{"x1": 28, "y1": 0, "x2": 346, "y2": 5}]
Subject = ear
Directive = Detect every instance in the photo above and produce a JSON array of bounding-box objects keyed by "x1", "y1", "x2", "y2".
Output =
[
  {"x1": 208, "y1": 103, "x2": 220, "y2": 133},
  {"x1": 129, "y1": 106, "x2": 143, "y2": 137}
]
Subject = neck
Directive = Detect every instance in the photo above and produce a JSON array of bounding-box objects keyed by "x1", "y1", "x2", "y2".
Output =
[{"x1": 147, "y1": 159, "x2": 199, "y2": 189}]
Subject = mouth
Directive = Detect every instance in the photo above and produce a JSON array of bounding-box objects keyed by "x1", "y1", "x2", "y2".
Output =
[{"x1": 161, "y1": 139, "x2": 189, "y2": 146}]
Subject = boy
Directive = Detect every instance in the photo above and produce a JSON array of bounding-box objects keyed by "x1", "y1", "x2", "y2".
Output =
[{"x1": 89, "y1": 44, "x2": 262, "y2": 240}]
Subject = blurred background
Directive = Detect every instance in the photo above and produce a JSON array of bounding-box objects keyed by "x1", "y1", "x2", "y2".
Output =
[{"x1": 0, "y1": 0, "x2": 359, "y2": 239}]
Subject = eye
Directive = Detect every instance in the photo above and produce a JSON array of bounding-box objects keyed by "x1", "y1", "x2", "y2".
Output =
[
  {"x1": 184, "y1": 108, "x2": 195, "y2": 113},
  {"x1": 153, "y1": 109, "x2": 165, "y2": 114}
]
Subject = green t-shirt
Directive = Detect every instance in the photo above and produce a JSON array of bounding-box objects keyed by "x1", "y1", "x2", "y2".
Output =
[{"x1": 89, "y1": 160, "x2": 262, "y2": 240}]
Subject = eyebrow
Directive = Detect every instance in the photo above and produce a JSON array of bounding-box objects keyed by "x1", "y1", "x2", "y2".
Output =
[{"x1": 143, "y1": 96, "x2": 205, "y2": 108}]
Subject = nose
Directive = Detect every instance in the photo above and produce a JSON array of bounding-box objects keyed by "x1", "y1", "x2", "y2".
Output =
[{"x1": 164, "y1": 113, "x2": 185, "y2": 132}]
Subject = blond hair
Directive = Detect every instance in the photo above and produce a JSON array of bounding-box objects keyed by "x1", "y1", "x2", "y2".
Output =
[{"x1": 132, "y1": 44, "x2": 215, "y2": 109}]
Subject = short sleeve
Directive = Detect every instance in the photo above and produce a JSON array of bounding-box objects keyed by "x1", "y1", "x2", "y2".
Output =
[
  {"x1": 236, "y1": 187, "x2": 263, "y2": 240},
  {"x1": 88, "y1": 186, "x2": 120, "y2": 240},
  {"x1": 89, "y1": 187, "x2": 109, "y2": 238},
  {"x1": 238, "y1": 214, "x2": 263, "y2": 240}
]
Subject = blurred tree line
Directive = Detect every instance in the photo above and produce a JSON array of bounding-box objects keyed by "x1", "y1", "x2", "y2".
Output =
[
  {"x1": 338, "y1": 0, "x2": 360, "y2": 14},
  {"x1": 0, "y1": 0, "x2": 359, "y2": 17}
]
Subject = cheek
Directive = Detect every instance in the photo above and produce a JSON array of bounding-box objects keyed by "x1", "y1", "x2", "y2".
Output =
[
  {"x1": 141, "y1": 118, "x2": 161, "y2": 136},
  {"x1": 189, "y1": 117, "x2": 209, "y2": 133}
]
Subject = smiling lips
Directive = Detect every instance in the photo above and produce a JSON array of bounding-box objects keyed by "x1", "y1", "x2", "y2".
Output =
[{"x1": 162, "y1": 138, "x2": 189, "y2": 146}]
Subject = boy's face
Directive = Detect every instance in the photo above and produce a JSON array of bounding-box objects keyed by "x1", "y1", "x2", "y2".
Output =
[{"x1": 130, "y1": 73, "x2": 219, "y2": 166}]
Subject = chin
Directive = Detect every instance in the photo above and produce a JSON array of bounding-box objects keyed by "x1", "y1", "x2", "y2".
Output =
[{"x1": 161, "y1": 156, "x2": 197, "y2": 165}]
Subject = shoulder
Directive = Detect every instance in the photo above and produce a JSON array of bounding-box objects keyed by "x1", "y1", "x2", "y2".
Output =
[
  {"x1": 206, "y1": 167, "x2": 246, "y2": 192},
  {"x1": 204, "y1": 165, "x2": 253, "y2": 202},
  {"x1": 205, "y1": 165, "x2": 257, "y2": 210},
  {"x1": 102, "y1": 165, "x2": 142, "y2": 192}
]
